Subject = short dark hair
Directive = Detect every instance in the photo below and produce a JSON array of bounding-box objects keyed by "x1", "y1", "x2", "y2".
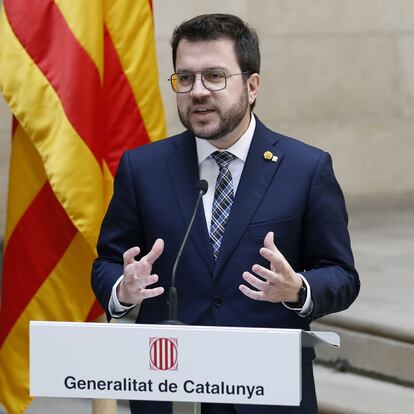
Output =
[{"x1": 171, "y1": 14, "x2": 260, "y2": 75}]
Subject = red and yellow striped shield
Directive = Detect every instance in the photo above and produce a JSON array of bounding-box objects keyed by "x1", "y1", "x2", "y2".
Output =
[
  {"x1": 150, "y1": 337, "x2": 179, "y2": 371},
  {"x1": 0, "y1": 1, "x2": 166, "y2": 413}
]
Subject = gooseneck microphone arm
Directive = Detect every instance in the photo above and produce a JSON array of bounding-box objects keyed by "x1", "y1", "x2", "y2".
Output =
[{"x1": 165, "y1": 179, "x2": 208, "y2": 324}]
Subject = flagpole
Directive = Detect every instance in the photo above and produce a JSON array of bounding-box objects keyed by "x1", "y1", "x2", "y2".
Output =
[{"x1": 92, "y1": 314, "x2": 118, "y2": 414}]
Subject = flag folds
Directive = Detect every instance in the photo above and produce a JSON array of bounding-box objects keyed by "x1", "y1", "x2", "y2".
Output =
[{"x1": 0, "y1": 1, "x2": 166, "y2": 412}]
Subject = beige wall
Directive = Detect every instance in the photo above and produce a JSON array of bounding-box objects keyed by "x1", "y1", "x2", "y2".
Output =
[
  {"x1": 152, "y1": 0, "x2": 414, "y2": 203},
  {"x1": 1, "y1": 0, "x2": 414, "y2": 236}
]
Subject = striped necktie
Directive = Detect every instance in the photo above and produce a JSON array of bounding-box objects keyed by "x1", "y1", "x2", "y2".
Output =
[{"x1": 210, "y1": 151, "x2": 235, "y2": 260}]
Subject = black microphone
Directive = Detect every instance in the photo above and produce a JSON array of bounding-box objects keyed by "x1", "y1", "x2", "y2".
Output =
[{"x1": 163, "y1": 179, "x2": 208, "y2": 325}]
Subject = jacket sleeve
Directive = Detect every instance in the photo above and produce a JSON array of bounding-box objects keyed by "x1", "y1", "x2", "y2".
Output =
[
  {"x1": 91, "y1": 151, "x2": 146, "y2": 317},
  {"x1": 300, "y1": 151, "x2": 360, "y2": 321}
]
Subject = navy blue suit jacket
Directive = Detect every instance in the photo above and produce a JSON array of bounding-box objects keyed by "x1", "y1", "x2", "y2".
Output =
[{"x1": 92, "y1": 118, "x2": 360, "y2": 413}]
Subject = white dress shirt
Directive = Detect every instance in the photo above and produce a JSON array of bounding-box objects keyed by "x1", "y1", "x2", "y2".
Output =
[
  {"x1": 196, "y1": 114, "x2": 256, "y2": 230},
  {"x1": 109, "y1": 115, "x2": 312, "y2": 317}
]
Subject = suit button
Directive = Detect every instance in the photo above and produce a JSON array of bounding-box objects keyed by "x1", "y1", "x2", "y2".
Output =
[{"x1": 212, "y1": 296, "x2": 223, "y2": 308}]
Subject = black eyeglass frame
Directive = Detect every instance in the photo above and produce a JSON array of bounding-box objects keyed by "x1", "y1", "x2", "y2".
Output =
[{"x1": 168, "y1": 70, "x2": 251, "y2": 93}]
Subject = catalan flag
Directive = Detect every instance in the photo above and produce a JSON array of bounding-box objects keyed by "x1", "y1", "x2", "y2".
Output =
[{"x1": 0, "y1": 1, "x2": 166, "y2": 413}]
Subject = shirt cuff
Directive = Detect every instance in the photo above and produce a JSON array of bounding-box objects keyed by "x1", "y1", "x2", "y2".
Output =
[
  {"x1": 282, "y1": 274, "x2": 313, "y2": 317},
  {"x1": 108, "y1": 275, "x2": 136, "y2": 318}
]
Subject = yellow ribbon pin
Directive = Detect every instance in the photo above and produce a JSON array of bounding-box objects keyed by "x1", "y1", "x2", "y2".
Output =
[{"x1": 264, "y1": 151, "x2": 278, "y2": 163}]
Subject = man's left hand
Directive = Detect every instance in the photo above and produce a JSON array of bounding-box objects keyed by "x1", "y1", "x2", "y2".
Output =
[{"x1": 239, "y1": 231, "x2": 302, "y2": 303}]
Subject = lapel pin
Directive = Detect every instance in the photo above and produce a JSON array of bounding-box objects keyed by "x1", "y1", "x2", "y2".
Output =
[
  {"x1": 264, "y1": 151, "x2": 273, "y2": 160},
  {"x1": 264, "y1": 151, "x2": 278, "y2": 163}
]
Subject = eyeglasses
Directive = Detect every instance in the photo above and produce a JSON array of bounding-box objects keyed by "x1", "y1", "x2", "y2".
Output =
[{"x1": 168, "y1": 70, "x2": 250, "y2": 93}]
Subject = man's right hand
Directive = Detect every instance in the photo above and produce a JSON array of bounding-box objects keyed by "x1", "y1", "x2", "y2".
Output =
[{"x1": 117, "y1": 238, "x2": 165, "y2": 306}]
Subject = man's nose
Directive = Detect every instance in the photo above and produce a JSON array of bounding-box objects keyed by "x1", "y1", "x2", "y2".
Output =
[{"x1": 190, "y1": 75, "x2": 210, "y2": 97}]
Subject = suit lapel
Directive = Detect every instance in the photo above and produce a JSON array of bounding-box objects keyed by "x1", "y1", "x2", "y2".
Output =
[
  {"x1": 213, "y1": 120, "x2": 284, "y2": 277},
  {"x1": 167, "y1": 132, "x2": 215, "y2": 275}
]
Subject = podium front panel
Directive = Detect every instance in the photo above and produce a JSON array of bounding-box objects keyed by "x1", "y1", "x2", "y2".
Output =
[{"x1": 30, "y1": 322, "x2": 303, "y2": 406}]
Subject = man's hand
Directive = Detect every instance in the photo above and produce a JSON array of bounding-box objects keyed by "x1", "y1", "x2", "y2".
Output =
[
  {"x1": 239, "y1": 232, "x2": 302, "y2": 303},
  {"x1": 117, "y1": 238, "x2": 165, "y2": 306}
]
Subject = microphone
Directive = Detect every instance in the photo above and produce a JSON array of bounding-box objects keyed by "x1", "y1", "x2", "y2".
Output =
[{"x1": 163, "y1": 179, "x2": 208, "y2": 325}]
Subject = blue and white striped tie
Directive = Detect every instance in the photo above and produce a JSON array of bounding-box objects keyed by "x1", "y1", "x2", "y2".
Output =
[{"x1": 210, "y1": 151, "x2": 235, "y2": 260}]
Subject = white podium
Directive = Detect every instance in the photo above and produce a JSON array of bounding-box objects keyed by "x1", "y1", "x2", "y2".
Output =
[{"x1": 30, "y1": 321, "x2": 339, "y2": 409}]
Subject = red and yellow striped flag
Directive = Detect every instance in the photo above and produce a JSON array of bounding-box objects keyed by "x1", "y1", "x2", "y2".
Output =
[{"x1": 0, "y1": 1, "x2": 166, "y2": 412}]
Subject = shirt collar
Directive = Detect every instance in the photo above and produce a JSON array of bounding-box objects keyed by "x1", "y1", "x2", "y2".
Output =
[{"x1": 196, "y1": 114, "x2": 256, "y2": 164}]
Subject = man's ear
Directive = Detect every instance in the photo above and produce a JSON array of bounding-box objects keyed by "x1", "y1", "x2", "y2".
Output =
[{"x1": 247, "y1": 73, "x2": 260, "y2": 106}]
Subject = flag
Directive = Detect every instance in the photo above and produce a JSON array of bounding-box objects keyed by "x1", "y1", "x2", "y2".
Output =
[{"x1": 0, "y1": 0, "x2": 166, "y2": 412}]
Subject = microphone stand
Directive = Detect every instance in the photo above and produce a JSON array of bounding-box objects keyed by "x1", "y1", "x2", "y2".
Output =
[{"x1": 162, "y1": 180, "x2": 208, "y2": 325}]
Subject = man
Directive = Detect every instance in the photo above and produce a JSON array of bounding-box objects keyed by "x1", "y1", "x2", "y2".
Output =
[{"x1": 92, "y1": 13, "x2": 360, "y2": 414}]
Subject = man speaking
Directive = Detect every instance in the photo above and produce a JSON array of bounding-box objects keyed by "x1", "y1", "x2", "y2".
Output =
[{"x1": 92, "y1": 13, "x2": 360, "y2": 414}]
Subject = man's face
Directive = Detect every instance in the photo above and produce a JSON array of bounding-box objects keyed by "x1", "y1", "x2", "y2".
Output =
[{"x1": 175, "y1": 38, "x2": 257, "y2": 149}]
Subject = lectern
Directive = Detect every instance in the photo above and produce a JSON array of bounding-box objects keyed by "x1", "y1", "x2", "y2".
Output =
[{"x1": 30, "y1": 321, "x2": 339, "y2": 412}]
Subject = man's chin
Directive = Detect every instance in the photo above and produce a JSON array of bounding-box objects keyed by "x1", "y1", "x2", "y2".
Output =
[
  {"x1": 193, "y1": 130, "x2": 225, "y2": 141},
  {"x1": 179, "y1": 112, "x2": 224, "y2": 140},
  {"x1": 187, "y1": 123, "x2": 224, "y2": 141}
]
